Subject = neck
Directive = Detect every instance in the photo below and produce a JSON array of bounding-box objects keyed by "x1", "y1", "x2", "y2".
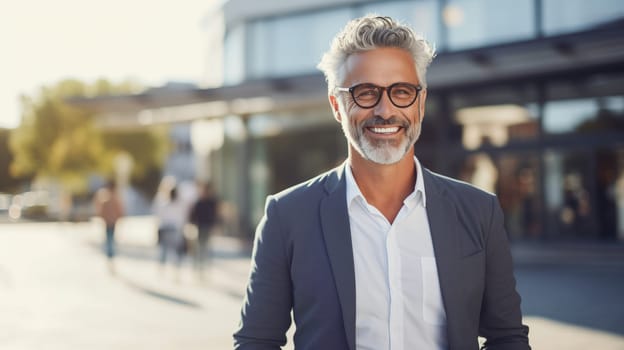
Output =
[{"x1": 348, "y1": 149, "x2": 416, "y2": 223}]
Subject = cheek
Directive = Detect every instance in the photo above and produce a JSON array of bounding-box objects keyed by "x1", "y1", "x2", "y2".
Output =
[
  {"x1": 345, "y1": 99, "x2": 360, "y2": 112},
  {"x1": 337, "y1": 98, "x2": 357, "y2": 119},
  {"x1": 342, "y1": 103, "x2": 366, "y2": 125},
  {"x1": 398, "y1": 109, "x2": 419, "y2": 125},
  {"x1": 410, "y1": 107, "x2": 422, "y2": 123}
]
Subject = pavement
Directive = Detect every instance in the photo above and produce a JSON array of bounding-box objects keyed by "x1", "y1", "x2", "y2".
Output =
[
  {"x1": 0, "y1": 216, "x2": 623, "y2": 349},
  {"x1": 0, "y1": 218, "x2": 254, "y2": 350},
  {"x1": 511, "y1": 240, "x2": 624, "y2": 349}
]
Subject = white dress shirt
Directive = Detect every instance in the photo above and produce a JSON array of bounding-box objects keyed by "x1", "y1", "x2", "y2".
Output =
[{"x1": 345, "y1": 157, "x2": 448, "y2": 350}]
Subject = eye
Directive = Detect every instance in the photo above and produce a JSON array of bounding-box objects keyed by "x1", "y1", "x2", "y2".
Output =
[
  {"x1": 354, "y1": 85, "x2": 379, "y2": 100},
  {"x1": 391, "y1": 84, "x2": 416, "y2": 98}
]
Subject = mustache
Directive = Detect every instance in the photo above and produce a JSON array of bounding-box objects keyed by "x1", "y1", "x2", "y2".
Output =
[{"x1": 361, "y1": 115, "x2": 410, "y2": 128}]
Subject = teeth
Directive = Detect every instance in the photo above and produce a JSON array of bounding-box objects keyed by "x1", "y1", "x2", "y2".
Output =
[{"x1": 370, "y1": 127, "x2": 399, "y2": 134}]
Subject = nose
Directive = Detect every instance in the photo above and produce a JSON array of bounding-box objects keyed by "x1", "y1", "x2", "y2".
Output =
[{"x1": 373, "y1": 90, "x2": 394, "y2": 119}]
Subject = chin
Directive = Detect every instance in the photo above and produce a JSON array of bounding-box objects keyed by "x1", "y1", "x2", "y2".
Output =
[
  {"x1": 344, "y1": 125, "x2": 417, "y2": 165},
  {"x1": 365, "y1": 151, "x2": 407, "y2": 165},
  {"x1": 359, "y1": 140, "x2": 410, "y2": 165}
]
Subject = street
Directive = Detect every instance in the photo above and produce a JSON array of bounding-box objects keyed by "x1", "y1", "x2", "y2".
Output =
[
  {"x1": 1, "y1": 219, "x2": 623, "y2": 349},
  {"x1": 513, "y1": 242, "x2": 624, "y2": 349},
  {"x1": 0, "y1": 219, "x2": 252, "y2": 350}
]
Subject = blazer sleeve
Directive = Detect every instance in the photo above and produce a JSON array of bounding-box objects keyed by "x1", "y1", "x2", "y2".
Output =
[
  {"x1": 233, "y1": 197, "x2": 293, "y2": 350},
  {"x1": 479, "y1": 196, "x2": 531, "y2": 350}
]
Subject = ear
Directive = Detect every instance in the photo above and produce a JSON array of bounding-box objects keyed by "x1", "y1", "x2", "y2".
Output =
[
  {"x1": 329, "y1": 94, "x2": 342, "y2": 123},
  {"x1": 418, "y1": 88, "x2": 427, "y2": 123}
]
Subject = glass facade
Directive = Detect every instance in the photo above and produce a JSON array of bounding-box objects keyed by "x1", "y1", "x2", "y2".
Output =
[
  {"x1": 218, "y1": 0, "x2": 624, "y2": 240},
  {"x1": 225, "y1": 0, "x2": 624, "y2": 82},
  {"x1": 453, "y1": 152, "x2": 543, "y2": 239},
  {"x1": 425, "y1": 71, "x2": 624, "y2": 240},
  {"x1": 538, "y1": 73, "x2": 624, "y2": 239},
  {"x1": 243, "y1": 118, "x2": 346, "y2": 226}
]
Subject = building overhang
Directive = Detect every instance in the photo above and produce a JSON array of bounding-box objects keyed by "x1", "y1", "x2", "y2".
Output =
[
  {"x1": 68, "y1": 23, "x2": 624, "y2": 127},
  {"x1": 429, "y1": 21, "x2": 624, "y2": 90},
  {"x1": 68, "y1": 73, "x2": 329, "y2": 128}
]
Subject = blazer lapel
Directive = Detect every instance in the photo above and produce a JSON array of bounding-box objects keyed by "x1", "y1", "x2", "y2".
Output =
[
  {"x1": 423, "y1": 169, "x2": 462, "y2": 350},
  {"x1": 320, "y1": 165, "x2": 356, "y2": 350}
]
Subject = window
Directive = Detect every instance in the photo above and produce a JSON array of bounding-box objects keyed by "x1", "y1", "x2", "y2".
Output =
[
  {"x1": 443, "y1": 0, "x2": 535, "y2": 50},
  {"x1": 450, "y1": 84, "x2": 540, "y2": 149},
  {"x1": 544, "y1": 97, "x2": 624, "y2": 135},
  {"x1": 542, "y1": 0, "x2": 624, "y2": 35},
  {"x1": 223, "y1": 24, "x2": 245, "y2": 85},
  {"x1": 247, "y1": 21, "x2": 270, "y2": 80},
  {"x1": 247, "y1": 9, "x2": 353, "y2": 79}
]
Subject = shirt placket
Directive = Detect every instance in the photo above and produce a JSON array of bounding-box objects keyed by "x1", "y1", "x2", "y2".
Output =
[{"x1": 386, "y1": 223, "x2": 404, "y2": 350}]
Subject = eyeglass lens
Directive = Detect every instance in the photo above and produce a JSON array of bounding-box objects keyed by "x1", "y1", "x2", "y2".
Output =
[{"x1": 351, "y1": 83, "x2": 419, "y2": 108}]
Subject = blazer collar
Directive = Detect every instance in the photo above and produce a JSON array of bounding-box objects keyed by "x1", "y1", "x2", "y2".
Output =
[
  {"x1": 320, "y1": 163, "x2": 356, "y2": 350},
  {"x1": 323, "y1": 161, "x2": 347, "y2": 194},
  {"x1": 422, "y1": 169, "x2": 462, "y2": 350}
]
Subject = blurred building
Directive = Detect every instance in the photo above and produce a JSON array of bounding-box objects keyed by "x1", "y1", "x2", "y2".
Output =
[{"x1": 72, "y1": 0, "x2": 624, "y2": 241}]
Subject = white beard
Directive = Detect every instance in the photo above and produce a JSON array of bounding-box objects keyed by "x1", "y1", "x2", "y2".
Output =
[
  {"x1": 358, "y1": 133, "x2": 410, "y2": 164},
  {"x1": 341, "y1": 116, "x2": 421, "y2": 165}
]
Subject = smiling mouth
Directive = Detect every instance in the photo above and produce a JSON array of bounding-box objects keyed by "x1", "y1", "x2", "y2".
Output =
[{"x1": 367, "y1": 126, "x2": 401, "y2": 135}]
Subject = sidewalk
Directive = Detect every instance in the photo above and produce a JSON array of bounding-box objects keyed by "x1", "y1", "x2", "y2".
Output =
[
  {"x1": 0, "y1": 220, "x2": 260, "y2": 350},
  {"x1": 510, "y1": 240, "x2": 624, "y2": 350},
  {"x1": 107, "y1": 216, "x2": 255, "y2": 307}
]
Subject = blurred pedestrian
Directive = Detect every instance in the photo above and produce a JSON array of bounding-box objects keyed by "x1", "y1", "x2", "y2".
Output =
[
  {"x1": 152, "y1": 176, "x2": 177, "y2": 247},
  {"x1": 189, "y1": 182, "x2": 219, "y2": 277},
  {"x1": 155, "y1": 186, "x2": 187, "y2": 277},
  {"x1": 93, "y1": 180, "x2": 124, "y2": 272},
  {"x1": 234, "y1": 15, "x2": 530, "y2": 350}
]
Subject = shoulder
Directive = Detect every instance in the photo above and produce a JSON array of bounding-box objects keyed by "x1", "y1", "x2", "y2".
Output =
[
  {"x1": 269, "y1": 166, "x2": 341, "y2": 205},
  {"x1": 252, "y1": 166, "x2": 342, "y2": 240},
  {"x1": 262, "y1": 165, "x2": 344, "y2": 221},
  {"x1": 424, "y1": 169, "x2": 503, "y2": 244},
  {"x1": 424, "y1": 168, "x2": 497, "y2": 217},
  {"x1": 425, "y1": 168, "x2": 496, "y2": 200}
]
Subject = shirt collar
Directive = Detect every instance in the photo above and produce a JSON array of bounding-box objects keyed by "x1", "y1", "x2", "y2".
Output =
[
  {"x1": 345, "y1": 156, "x2": 427, "y2": 209},
  {"x1": 345, "y1": 162, "x2": 362, "y2": 208},
  {"x1": 412, "y1": 156, "x2": 427, "y2": 208}
]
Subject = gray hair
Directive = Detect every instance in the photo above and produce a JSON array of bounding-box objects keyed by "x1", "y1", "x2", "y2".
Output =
[{"x1": 317, "y1": 15, "x2": 436, "y2": 93}]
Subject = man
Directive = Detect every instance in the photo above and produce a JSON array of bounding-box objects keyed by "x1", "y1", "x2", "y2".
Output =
[
  {"x1": 93, "y1": 180, "x2": 124, "y2": 272},
  {"x1": 234, "y1": 15, "x2": 530, "y2": 350},
  {"x1": 189, "y1": 182, "x2": 219, "y2": 275}
]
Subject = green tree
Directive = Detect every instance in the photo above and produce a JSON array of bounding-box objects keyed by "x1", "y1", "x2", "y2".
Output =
[
  {"x1": 9, "y1": 79, "x2": 168, "y2": 195},
  {"x1": 100, "y1": 127, "x2": 169, "y2": 196},
  {"x1": 0, "y1": 128, "x2": 31, "y2": 193}
]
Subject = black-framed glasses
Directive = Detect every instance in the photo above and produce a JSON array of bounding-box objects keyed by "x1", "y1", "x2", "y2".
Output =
[{"x1": 335, "y1": 82, "x2": 423, "y2": 108}]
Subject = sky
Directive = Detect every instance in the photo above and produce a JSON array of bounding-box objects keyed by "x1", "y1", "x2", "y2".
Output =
[{"x1": 0, "y1": 0, "x2": 217, "y2": 129}]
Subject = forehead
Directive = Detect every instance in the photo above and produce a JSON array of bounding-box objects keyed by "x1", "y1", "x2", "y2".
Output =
[{"x1": 341, "y1": 47, "x2": 419, "y2": 86}]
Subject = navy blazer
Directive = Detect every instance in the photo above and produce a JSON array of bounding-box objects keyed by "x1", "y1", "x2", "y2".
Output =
[{"x1": 234, "y1": 164, "x2": 530, "y2": 350}]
